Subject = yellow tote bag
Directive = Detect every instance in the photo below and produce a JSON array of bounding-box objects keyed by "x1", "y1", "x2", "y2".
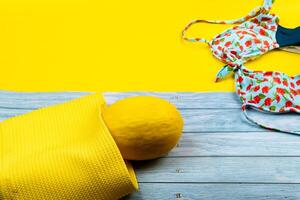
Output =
[{"x1": 0, "y1": 93, "x2": 138, "y2": 199}]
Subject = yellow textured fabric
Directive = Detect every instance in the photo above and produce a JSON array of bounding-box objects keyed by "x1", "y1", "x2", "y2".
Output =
[{"x1": 0, "y1": 93, "x2": 138, "y2": 200}]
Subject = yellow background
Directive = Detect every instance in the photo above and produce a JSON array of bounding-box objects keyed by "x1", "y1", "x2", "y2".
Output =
[{"x1": 0, "y1": 0, "x2": 299, "y2": 92}]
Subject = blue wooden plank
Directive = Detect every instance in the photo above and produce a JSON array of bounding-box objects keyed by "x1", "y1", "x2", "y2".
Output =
[
  {"x1": 134, "y1": 157, "x2": 300, "y2": 183},
  {"x1": 0, "y1": 91, "x2": 90, "y2": 109},
  {"x1": 181, "y1": 109, "x2": 300, "y2": 132},
  {"x1": 123, "y1": 183, "x2": 300, "y2": 200},
  {"x1": 170, "y1": 132, "x2": 300, "y2": 156},
  {"x1": 1, "y1": 104, "x2": 300, "y2": 133}
]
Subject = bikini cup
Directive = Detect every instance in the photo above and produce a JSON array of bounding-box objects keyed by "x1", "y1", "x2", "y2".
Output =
[
  {"x1": 236, "y1": 66, "x2": 300, "y2": 135},
  {"x1": 211, "y1": 13, "x2": 280, "y2": 81},
  {"x1": 182, "y1": 0, "x2": 279, "y2": 81}
]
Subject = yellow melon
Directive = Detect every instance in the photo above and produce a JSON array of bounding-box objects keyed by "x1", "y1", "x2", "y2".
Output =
[{"x1": 102, "y1": 96, "x2": 183, "y2": 160}]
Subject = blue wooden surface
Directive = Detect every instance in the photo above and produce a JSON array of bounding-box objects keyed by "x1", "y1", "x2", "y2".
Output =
[{"x1": 1, "y1": 91, "x2": 300, "y2": 199}]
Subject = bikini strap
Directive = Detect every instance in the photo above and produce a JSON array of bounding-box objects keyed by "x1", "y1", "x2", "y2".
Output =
[
  {"x1": 242, "y1": 103, "x2": 300, "y2": 136},
  {"x1": 263, "y1": 0, "x2": 275, "y2": 12},
  {"x1": 182, "y1": 0, "x2": 275, "y2": 43}
]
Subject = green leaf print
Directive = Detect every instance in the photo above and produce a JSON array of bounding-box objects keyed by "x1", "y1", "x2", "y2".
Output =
[
  {"x1": 269, "y1": 106, "x2": 276, "y2": 111},
  {"x1": 227, "y1": 67, "x2": 233, "y2": 72},
  {"x1": 284, "y1": 89, "x2": 290, "y2": 94},
  {"x1": 258, "y1": 94, "x2": 266, "y2": 99}
]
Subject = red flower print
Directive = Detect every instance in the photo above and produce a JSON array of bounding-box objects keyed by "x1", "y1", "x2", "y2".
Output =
[
  {"x1": 262, "y1": 86, "x2": 269, "y2": 93},
  {"x1": 261, "y1": 17, "x2": 271, "y2": 21},
  {"x1": 214, "y1": 40, "x2": 220, "y2": 45},
  {"x1": 285, "y1": 101, "x2": 293, "y2": 107},
  {"x1": 264, "y1": 98, "x2": 272, "y2": 106},
  {"x1": 276, "y1": 88, "x2": 285, "y2": 95},
  {"x1": 263, "y1": 40, "x2": 269, "y2": 47},
  {"x1": 260, "y1": 48, "x2": 267, "y2": 53},
  {"x1": 254, "y1": 39, "x2": 261, "y2": 44},
  {"x1": 242, "y1": 104, "x2": 246, "y2": 111},
  {"x1": 264, "y1": 71, "x2": 273, "y2": 76},
  {"x1": 270, "y1": 25, "x2": 276, "y2": 30},
  {"x1": 276, "y1": 95, "x2": 281, "y2": 103},
  {"x1": 283, "y1": 80, "x2": 288, "y2": 87},
  {"x1": 297, "y1": 90, "x2": 300, "y2": 95},
  {"x1": 218, "y1": 46, "x2": 223, "y2": 51},
  {"x1": 252, "y1": 18, "x2": 259, "y2": 24},
  {"x1": 273, "y1": 77, "x2": 281, "y2": 84},
  {"x1": 275, "y1": 72, "x2": 280, "y2": 76},
  {"x1": 279, "y1": 107, "x2": 285, "y2": 112},
  {"x1": 259, "y1": 29, "x2": 266, "y2": 36},
  {"x1": 296, "y1": 105, "x2": 300, "y2": 110},
  {"x1": 237, "y1": 76, "x2": 243, "y2": 83},
  {"x1": 253, "y1": 85, "x2": 260, "y2": 92},
  {"x1": 230, "y1": 51, "x2": 238, "y2": 57},
  {"x1": 237, "y1": 89, "x2": 246, "y2": 96},
  {"x1": 246, "y1": 84, "x2": 252, "y2": 91},
  {"x1": 253, "y1": 95, "x2": 261, "y2": 104},
  {"x1": 225, "y1": 41, "x2": 231, "y2": 47},
  {"x1": 239, "y1": 46, "x2": 244, "y2": 51},
  {"x1": 245, "y1": 40, "x2": 252, "y2": 47},
  {"x1": 290, "y1": 108, "x2": 297, "y2": 112},
  {"x1": 291, "y1": 82, "x2": 295, "y2": 88},
  {"x1": 291, "y1": 89, "x2": 298, "y2": 96},
  {"x1": 296, "y1": 80, "x2": 300, "y2": 86}
]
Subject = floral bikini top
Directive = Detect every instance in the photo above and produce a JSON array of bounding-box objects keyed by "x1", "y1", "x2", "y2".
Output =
[{"x1": 182, "y1": 0, "x2": 300, "y2": 134}]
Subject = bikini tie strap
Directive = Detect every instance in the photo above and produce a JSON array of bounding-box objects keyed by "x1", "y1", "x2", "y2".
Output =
[
  {"x1": 182, "y1": 0, "x2": 275, "y2": 44},
  {"x1": 242, "y1": 103, "x2": 300, "y2": 136}
]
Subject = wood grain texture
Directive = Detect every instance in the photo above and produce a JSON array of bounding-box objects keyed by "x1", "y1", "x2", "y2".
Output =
[
  {"x1": 171, "y1": 132, "x2": 300, "y2": 156},
  {"x1": 133, "y1": 157, "x2": 300, "y2": 183},
  {"x1": 181, "y1": 109, "x2": 300, "y2": 132},
  {"x1": 1, "y1": 91, "x2": 300, "y2": 199},
  {"x1": 123, "y1": 183, "x2": 300, "y2": 200}
]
